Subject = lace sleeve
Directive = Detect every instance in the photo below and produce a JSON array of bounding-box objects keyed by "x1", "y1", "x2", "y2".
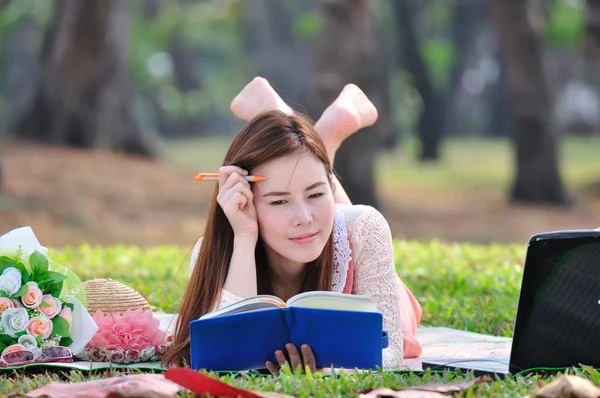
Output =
[
  {"x1": 346, "y1": 205, "x2": 404, "y2": 369},
  {"x1": 189, "y1": 237, "x2": 246, "y2": 311}
]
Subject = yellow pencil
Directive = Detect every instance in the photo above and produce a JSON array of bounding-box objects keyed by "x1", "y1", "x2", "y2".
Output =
[{"x1": 195, "y1": 173, "x2": 266, "y2": 182}]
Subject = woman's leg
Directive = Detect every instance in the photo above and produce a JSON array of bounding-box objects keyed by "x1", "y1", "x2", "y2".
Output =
[{"x1": 230, "y1": 77, "x2": 379, "y2": 205}]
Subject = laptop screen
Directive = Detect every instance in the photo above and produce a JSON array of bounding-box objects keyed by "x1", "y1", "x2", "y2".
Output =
[{"x1": 509, "y1": 231, "x2": 600, "y2": 374}]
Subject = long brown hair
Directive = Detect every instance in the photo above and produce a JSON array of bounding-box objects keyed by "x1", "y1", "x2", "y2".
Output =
[{"x1": 162, "y1": 110, "x2": 336, "y2": 367}]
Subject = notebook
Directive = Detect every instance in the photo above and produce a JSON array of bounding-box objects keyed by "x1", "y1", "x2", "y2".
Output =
[
  {"x1": 189, "y1": 291, "x2": 388, "y2": 372},
  {"x1": 422, "y1": 229, "x2": 600, "y2": 377}
]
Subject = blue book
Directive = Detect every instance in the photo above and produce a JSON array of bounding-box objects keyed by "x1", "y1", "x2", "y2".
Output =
[{"x1": 189, "y1": 291, "x2": 389, "y2": 372}]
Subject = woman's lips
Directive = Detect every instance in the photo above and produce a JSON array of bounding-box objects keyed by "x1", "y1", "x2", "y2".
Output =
[{"x1": 289, "y1": 232, "x2": 318, "y2": 244}]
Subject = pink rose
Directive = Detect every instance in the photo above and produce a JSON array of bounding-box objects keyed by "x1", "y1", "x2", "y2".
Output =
[
  {"x1": 26, "y1": 315, "x2": 53, "y2": 339},
  {"x1": 0, "y1": 297, "x2": 17, "y2": 316},
  {"x1": 38, "y1": 295, "x2": 62, "y2": 319},
  {"x1": 57, "y1": 306, "x2": 72, "y2": 328},
  {"x1": 2, "y1": 344, "x2": 26, "y2": 357},
  {"x1": 20, "y1": 282, "x2": 43, "y2": 309}
]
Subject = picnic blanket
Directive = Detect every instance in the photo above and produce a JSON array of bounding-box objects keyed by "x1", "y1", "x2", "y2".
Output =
[{"x1": 0, "y1": 313, "x2": 511, "y2": 372}]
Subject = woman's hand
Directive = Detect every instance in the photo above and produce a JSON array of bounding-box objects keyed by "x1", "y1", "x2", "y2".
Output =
[
  {"x1": 266, "y1": 343, "x2": 318, "y2": 375},
  {"x1": 216, "y1": 166, "x2": 258, "y2": 238}
]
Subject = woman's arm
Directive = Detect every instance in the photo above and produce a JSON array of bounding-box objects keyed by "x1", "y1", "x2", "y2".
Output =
[
  {"x1": 347, "y1": 205, "x2": 420, "y2": 369},
  {"x1": 223, "y1": 235, "x2": 258, "y2": 297},
  {"x1": 189, "y1": 235, "x2": 257, "y2": 311}
]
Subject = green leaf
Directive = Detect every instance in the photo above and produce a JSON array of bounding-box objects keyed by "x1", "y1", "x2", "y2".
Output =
[
  {"x1": 31, "y1": 270, "x2": 48, "y2": 285},
  {"x1": 15, "y1": 330, "x2": 26, "y2": 337},
  {"x1": 42, "y1": 281, "x2": 64, "y2": 298},
  {"x1": 29, "y1": 251, "x2": 49, "y2": 276},
  {"x1": 64, "y1": 302, "x2": 74, "y2": 312},
  {"x1": 0, "y1": 342, "x2": 6, "y2": 352},
  {"x1": 35, "y1": 334, "x2": 44, "y2": 344},
  {"x1": 0, "y1": 256, "x2": 19, "y2": 272},
  {"x1": 0, "y1": 290, "x2": 7, "y2": 298},
  {"x1": 38, "y1": 271, "x2": 67, "y2": 287},
  {"x1": 11, "y1": 284, "x2": 28, "y2": 298},
  {"x1": 60, "y1": 336, "x2": 73, "y2": 347},
  {"x1": 13, "y1": 262, "x2": 30, "y2": 283},
  {"x1": 0, "y1": 334, "x2": 17, "y2": 346},
  {"x1": 50, "y1": 317, "x2": 70, "y2": 339}
]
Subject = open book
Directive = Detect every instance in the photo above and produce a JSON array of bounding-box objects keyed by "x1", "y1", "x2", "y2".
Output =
[
  {"x1": 200, "y1": 291, "x2": 379, "y2": 320},
  {"x1": 190, "y1": 291, "x2": 388, "y2": 372}
]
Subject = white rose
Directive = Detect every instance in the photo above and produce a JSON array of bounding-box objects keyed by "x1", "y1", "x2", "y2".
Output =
[
  {"x1": 0, "y1": 270, "x2": 22, "y2": 297},
  {"x1": 1, "y1": 307, "x2": 28, "y2": 337},
  {"x1": 2, "y1": 267, "x2": 21, "y2": 282},
  {"x1": 18, "y1": 334, "x2": 37, "y2": 351}
]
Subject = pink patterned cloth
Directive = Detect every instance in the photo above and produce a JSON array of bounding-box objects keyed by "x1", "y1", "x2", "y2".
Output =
[{"x1": 26, "y1": 374, "x2": 182, "y2": 398}]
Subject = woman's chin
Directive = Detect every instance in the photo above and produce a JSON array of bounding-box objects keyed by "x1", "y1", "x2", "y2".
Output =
[{"x1": 285, "y1": 246, "x2": 325, "y2": 264}]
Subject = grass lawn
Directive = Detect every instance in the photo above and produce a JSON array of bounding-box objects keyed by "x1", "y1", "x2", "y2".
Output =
[{"x1": 2, "y1": 241, "x2": 597, "y2": 397}]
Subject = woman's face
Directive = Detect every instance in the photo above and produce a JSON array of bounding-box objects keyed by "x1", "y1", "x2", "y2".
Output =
[{"x1": 252, "y1": 152, "x2": 335, "y2": 266}]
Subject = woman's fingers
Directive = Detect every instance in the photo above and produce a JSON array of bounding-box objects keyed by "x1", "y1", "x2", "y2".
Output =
[
  {"x1": 286, "y1": 343, "x2": 303, "y2": 372},
  {"x1": 274, "y1": 350, "x2": 287, "y2": 368},
  {"x1": 301, "y1": 345, "x2": 317, "y2": 373},
  {"x1": 217, "y1": 171, "x2": 250, "y2": 201},
  {"x1": 219, "y1": 181, "x2": 253, "y2": 210},
  {"x1": 217, "y1": 165, "x2": 248, "y2": 187},
  {"x1": 265, "y1": 360, "x2": 279, "y2": 375}
]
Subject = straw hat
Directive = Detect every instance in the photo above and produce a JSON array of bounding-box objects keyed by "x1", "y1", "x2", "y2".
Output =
[
  {"x1": 83, "y1": 278, "x2": 151, "y2": 315},
  {"x1": 77, "y1": 278, "x2": 172, "y2": 364}
]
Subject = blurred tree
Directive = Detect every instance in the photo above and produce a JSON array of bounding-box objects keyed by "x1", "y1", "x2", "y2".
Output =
[
  {"x1": 491, "y1": 0, "x2": 569, "y2": 205},
  {"x1": 240, "y1": 0, "x2": 317, "y2": 113},
  {"x1": 585, "y1": 0, "x2": 600, "y2": 109},
  {"x1": 393, "y1": 0, "x2": 442, "y2": 161},
  {"x1": 0, "y1": 0, "x2": 14, "y2": 192},
  {"x1": 310, "y1": 0, "x2": 385, "y2": 207},
  {"x1": 11, "y1": 0, "x2": 152, "y2": 156}
]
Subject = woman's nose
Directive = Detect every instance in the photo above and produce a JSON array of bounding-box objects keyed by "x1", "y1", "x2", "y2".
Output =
[{"x1": 293, "y1": 203, "x2": 313, "y2": 226}]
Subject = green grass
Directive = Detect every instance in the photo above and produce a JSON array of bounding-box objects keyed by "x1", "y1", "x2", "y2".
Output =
[
  {"x1": 158, "y1": 135, "x2": 600, "y2": 194},
  {"x1": 4, "y1": 240, "x2": 596, "y2": 397}
]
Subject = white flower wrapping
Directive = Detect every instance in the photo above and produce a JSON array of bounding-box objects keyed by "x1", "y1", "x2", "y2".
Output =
[{"x1": 0, "y1": 227, "x2": 98, "y2": 356}]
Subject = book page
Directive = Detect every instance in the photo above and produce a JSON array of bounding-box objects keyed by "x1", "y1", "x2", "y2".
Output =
[
  {"x1": 287, "y1": 291, "x2": 378, "y2": 312},
  {"x1": 199, "y1": 295, "x2": 284, "y2": 319}
]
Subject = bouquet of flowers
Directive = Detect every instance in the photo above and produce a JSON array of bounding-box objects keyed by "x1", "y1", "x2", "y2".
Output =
[{"x1": 0, "y1": 227, "x2": 98, "y2": 364}]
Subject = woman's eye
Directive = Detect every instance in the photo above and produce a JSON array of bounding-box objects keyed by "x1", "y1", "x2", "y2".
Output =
[
  {"x1": 270, "y1": 200, "x2": 286, "y2": 205},
  {"x1": 309, "y1": 193, "x2": 324, "y2": 199}
]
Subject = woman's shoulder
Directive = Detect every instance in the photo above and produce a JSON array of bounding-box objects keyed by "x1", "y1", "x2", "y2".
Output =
[{"x1": 335, "y1": 203, "x2": 387, "y2": 233}]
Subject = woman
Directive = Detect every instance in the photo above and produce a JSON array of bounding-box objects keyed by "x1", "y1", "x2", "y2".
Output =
[{"x1": 163, "y1": 81, "x2": 421, "y2": 373}]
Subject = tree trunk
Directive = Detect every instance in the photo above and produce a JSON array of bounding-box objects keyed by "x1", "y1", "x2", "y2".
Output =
[
  {"x1": 11, "y1": 0, "x2": 152, "y2": 156},
  {"x1": 240, "y1": 0, "x2": 316, "y2": 109},
  {"x1": 490, "y1": 0, "x2": 569, "y2": 205},
  {"x1": 310, "y1": 0, "x2": 382, "y2": 208},
  {"x1": 585, "y1": 0, "x2": 600, "y2": 134},
  {"x1": 443, "y1": 1, "x2": 488, "y2": 137},
  {"x1": 393, "y1": 0, "x2": 441, "y2": 161}
]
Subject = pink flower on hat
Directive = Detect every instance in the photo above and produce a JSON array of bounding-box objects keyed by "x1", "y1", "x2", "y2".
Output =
[{"x1": 86, "y1": 309, "x2": 165, "y2": 351}]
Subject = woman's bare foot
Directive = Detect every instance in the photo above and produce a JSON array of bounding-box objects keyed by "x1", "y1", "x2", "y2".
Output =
[
  {"x1": 230, "y1": 77, "x2": 294, "y2": 120},
  {"x1": 313, "y1": 84, "x2": 378, "y2": 157}
]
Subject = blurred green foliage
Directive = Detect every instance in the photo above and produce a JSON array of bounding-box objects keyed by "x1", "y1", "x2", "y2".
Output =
[
  {"x1": 0, "y1": 0, "x2": 590, "y2": 138},
  {"x1": 545, "y1": 0, "x2": 584, "y2": 49}
]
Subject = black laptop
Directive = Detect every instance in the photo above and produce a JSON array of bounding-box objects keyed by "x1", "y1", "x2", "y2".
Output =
[{"x1": 423, "y1": 228, "x2": 600, "y2": 377}]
